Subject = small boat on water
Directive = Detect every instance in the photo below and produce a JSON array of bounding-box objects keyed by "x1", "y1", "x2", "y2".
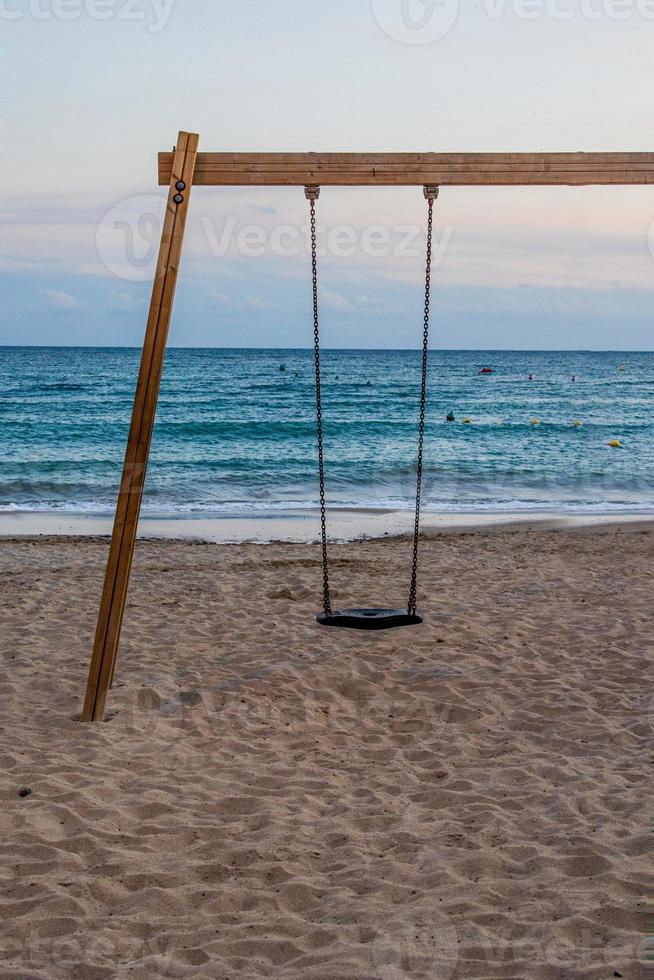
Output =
[{"x1": 478, "y1": 367, "x2": 493, "y2": 375}]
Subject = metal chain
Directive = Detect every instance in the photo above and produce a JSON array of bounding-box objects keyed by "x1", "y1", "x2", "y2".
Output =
[
  {"x1": 306, "y1": 186, "x2": 332, "y2": 616},
  {"x1": 306, "y1": 184, "x2": 437, "y2": 620},
  {"x1": 408, "y1": 186, "x2": 438, "y2": 616}
]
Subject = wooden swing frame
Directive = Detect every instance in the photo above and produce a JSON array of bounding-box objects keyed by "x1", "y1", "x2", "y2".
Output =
[{"x1": 81, "y1": 130, "x2": 654, "y2": 721}]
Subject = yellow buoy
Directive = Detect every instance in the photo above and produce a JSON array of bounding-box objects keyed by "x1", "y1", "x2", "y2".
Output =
[
  {"x1": 618, "y1": 365, "x2": 625, "y2": 372},
  {"x1": 609, "y1": 439, "x2": 622, "y2": 448},
  {"x1": 531, "y1": 418, "x2": 540, "y2": 426},
  {"x1": 574, "y1": 420, "x2": 583, "y2": 427},
  {"x1": 463, "y1": 418, "x2": 472, "y2": 424}
]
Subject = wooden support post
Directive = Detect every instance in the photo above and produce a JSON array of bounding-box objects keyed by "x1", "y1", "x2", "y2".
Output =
[{"x1": 82, "y1": 131, "x2": 199, "y2": 722}]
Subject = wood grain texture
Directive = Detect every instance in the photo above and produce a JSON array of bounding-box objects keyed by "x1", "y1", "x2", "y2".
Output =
[
  {"x1": 158, "y1": 152, "x2": 654, "y2": 186},
  {"x1": 82, "y1": 131, "x2": 199, "y2": 722}
]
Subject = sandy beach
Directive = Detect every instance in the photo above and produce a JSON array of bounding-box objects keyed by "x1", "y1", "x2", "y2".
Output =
[{"x1": 0, "y1": 522, "x2": 650, "y2": 978}]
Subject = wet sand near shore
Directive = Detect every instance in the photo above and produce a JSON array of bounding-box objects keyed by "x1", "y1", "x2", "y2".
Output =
[{"x1": 2, "y1": 507, "x2": 653, "y2": 543}]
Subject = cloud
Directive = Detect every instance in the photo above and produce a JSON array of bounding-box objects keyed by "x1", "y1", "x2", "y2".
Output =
[
  {"x1": 319, "y1": 287, "x2": 353, "y2": 312},
  {"x1": 108, "y1": 290, "x2": 141, "y2": 313},
  {"x1": 246, "y1": 204, "x2": 277, "y2": 215},
  {"x1": 44, "y1": 288, "x2": 81, "y2": 310},
  {"x1": 433, "y1": 285, "x2": 633, "y2": 319},
  {"x1": 316, "y1": 290, "x2": 405, "y2": 315},
  {"x1": 209, "y1": 291, "x2": 283, "y2": 313},
  {"x1": 353, "y1": 294, "x2": 404, "y2": 312},
  {"x1": 210, "y1": 290, "x2": 241, "y2": 309},
  {"x1": 245, "y1": 294, "x2": 282, "y2": 312}
]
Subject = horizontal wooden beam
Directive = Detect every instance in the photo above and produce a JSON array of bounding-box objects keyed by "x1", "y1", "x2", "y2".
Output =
[{"x1": 159, "y1": 152, "x2": 654, "y2": 187}]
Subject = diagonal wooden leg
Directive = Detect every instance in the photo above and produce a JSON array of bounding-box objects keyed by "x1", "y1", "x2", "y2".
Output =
[{"x1": 82, "y1": 131, "x2": 199, "y2": 722}]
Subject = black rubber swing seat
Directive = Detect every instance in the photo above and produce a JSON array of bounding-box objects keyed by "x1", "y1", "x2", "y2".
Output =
[{"x1": 317, "y1": 608, "x2": 423, "y2": 631}]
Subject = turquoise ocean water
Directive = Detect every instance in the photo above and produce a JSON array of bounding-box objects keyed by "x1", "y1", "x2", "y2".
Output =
[{"x1": 0, "y1": 347, "x2": 652, "y2": 517}]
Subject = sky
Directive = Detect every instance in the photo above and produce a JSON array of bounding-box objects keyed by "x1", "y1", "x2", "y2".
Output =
[{"x1": 1, "y1": 0, "x2": 654, "y2": 350}]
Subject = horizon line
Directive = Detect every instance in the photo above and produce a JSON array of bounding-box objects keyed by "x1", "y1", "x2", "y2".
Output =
[{"x1": 1, "y1": 345, "x2": 653, "y2": 355}]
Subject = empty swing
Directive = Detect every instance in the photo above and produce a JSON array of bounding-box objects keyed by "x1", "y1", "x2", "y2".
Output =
[{"x1": 305, "y1": 183, "x2": 438, "y2": 631}]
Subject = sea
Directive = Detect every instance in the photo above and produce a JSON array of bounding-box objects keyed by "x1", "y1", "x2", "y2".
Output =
[{"x1": 1, "y1": 347, "x2": 653, "y2": 519}]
